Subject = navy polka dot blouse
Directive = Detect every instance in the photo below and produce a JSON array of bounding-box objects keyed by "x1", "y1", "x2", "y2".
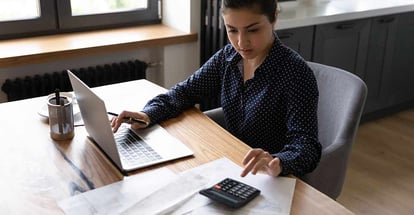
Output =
[{"x1": 143, "y1": 33, "x2": 322, "y2": 177}]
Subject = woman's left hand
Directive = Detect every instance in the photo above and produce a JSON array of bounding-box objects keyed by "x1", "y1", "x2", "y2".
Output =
[{"x1": 240, "y1": 148, "x2": 282, "y2": 177}]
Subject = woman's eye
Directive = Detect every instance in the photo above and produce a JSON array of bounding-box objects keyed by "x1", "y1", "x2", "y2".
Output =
[
  {"x1": 248, "y1": 29, "x2": 259, "y2": 33},
  {"x1": 228, "y1": 29, "x2": 237, "y2": 33}
]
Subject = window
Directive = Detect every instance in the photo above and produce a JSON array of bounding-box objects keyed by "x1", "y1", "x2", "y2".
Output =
[
  {"x1": 0, "y1": 0, "x2": 57, "y2": 39},
  {"x1": 0, "y1": 0, "x2": 161, "y2": 39},
  {"x1": 70, "y1": 0, "x2": 148, "y2": 16},
  {"x1": 57, "y1": 0, "x2": 160, "y2": 30},
  {"x1": 0, "y1": 0, "x2": 41, "y2": 21}
]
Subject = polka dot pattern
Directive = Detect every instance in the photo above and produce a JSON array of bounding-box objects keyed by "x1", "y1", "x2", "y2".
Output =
[{"x1": 143, "y1": 34, "x2": 322, "y2": 176}]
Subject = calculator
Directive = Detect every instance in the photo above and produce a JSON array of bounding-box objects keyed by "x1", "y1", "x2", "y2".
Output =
[{"x1": 199, "y1": 178, "x2": 261, "y2": 208}]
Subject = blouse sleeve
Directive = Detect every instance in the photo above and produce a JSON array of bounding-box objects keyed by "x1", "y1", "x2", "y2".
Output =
[{"x1": 273, "y1": 63, "x2": 322, "y2": 176}]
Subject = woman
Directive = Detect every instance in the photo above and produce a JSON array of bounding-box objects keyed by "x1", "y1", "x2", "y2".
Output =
[{"x1": 112, "y1": 0, "x2": 321, "y2": 178}]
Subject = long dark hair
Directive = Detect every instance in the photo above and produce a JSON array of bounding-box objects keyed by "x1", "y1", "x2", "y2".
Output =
[{"x1": 221, "y1": 0, "x2": 277, "y2": 23}]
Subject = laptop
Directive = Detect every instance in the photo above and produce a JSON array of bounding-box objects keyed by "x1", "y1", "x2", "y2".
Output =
[{"x1": 67, "y1": 70, "x2": 193, "y2": 174}]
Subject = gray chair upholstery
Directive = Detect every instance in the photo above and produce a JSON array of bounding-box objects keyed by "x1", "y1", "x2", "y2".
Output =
[{"x1": 204, "y1": 62, "x2": 367, "y2": 200}]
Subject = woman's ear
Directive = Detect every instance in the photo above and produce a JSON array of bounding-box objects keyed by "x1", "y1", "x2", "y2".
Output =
[{"x1": 272, "y1": 12, "x2": 278, "y2": 29}]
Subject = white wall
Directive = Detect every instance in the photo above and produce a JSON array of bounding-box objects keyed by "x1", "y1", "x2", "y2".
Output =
[
  {"x1": 0, "y1": 0, "x2": 201, "y2": 103},
  {"x1": 162, "y1": 0, "x2": 201, "y2": 88}
]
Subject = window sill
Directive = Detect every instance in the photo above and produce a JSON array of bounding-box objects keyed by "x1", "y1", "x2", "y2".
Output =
[{"x1": 0, "y1": 24, "x2": 198, "y2": 68}]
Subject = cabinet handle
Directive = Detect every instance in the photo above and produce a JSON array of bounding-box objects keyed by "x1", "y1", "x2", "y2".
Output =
[
  {"x1": 378, "y1": 17, "x2": 395, "y2": 23},
  {"x1": 336, "y1": 23, "x2": 356, "y2": 30},
  {"x1": 278, "y1": 32, "x2": 294, "y2": 39}
]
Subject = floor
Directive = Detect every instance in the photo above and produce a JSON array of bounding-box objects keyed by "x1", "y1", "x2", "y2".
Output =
[{"x1": 337, "y1": 108, "x2": 414, "y2": 215}]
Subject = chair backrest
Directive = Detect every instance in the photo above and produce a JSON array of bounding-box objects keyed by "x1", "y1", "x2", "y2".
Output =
[{"x1": 302, "y1": 62, "x2": 367, "y2": 199}]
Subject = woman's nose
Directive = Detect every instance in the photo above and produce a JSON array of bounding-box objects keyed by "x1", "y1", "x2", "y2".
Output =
[{"x1": 238, "y1": 33, "x2": 249, "y2": 48}]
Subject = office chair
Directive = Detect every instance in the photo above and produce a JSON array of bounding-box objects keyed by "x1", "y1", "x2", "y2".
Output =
[{"x1": 204, "y1": 62, "x2": 367, "y2": 200}]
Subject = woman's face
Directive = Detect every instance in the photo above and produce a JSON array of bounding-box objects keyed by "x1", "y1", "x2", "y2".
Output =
[{"x1": 222, "y1": 8, "x2": 276, "y2": 60}]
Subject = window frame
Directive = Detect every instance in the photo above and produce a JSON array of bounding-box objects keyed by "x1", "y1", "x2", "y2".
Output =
[{"x1": 0, "y1": 0, "x2": 161, "y2": 40}]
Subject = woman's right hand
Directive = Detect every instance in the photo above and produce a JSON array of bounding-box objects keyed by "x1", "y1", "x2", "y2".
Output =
[
  {"x1": 111, "y1": 110, "x2": 150, "y2": 132},
  {"x1": 240, "y1": 148, "x2": 283, "y2": 177}
]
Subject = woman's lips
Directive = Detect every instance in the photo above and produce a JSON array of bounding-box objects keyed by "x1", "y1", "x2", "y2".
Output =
[{"x1": 239, "y1": 49, "x2": 252, "y2": 55}]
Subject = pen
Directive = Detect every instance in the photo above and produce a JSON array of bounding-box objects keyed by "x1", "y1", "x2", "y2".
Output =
[
  {"x1": 108, "y1": 112, "x2": 149, "y2": 126},
  {"x1": 55, "y1": 88, "x2": 63, "y2": 133}
]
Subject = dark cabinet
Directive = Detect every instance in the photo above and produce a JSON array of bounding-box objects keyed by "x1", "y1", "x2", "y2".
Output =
[
  {"x1": 312, "y1": 19, "x2": 371, "y2": 78},
  {"x1": 276, "y1": 26, "x2": 314, "y2": 61},
  {"x1": 364, "y1": 12, "x2": 414, "y2": 115},
  {"x1": 364, "y1": 15, "x2": 398, "y2": 113},
  {"x1": 380, "y1": 12, "x2": 414, "y2": 108}
]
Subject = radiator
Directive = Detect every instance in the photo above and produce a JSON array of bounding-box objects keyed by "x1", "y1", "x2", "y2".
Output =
[{"x1": 1, "y1": 59, "x2": 147, "y2": 102}]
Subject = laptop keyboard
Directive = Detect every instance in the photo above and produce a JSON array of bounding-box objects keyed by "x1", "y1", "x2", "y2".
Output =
[{"x1": 114, "y1": 127, "x2": 162, "y2": 166}]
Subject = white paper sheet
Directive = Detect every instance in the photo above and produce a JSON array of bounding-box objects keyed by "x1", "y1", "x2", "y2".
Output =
[
  {"x1": 57, "y1": 168, "x2": 177, "y2": 215},
  {"x1": 121, "y1": 172, "x2": 209, "y2": 215}
]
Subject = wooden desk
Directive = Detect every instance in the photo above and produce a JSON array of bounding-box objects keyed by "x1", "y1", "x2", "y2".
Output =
[{"x1": 0, "y1": 80, "x2": 353, "y2": 214}]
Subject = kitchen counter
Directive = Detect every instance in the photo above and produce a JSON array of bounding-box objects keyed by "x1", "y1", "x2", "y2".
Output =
[{"x1": 277, "y1": 0, "x2": 414, "y2": 29}]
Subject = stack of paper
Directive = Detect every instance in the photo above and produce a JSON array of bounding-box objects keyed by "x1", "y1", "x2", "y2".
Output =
[{"x1": 58, "y1": 157, "x2": 296, "y2": 215}]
